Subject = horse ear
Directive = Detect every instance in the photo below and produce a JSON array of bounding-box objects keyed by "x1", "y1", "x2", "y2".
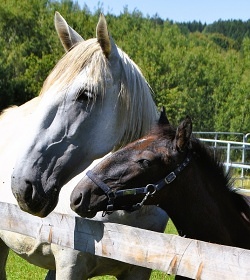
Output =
[
  {"x1": 54, "y1": 11, "x2": 84, "y2": 52},
  {"x1": 174, "y1": 116, "x2": 192, "y2": 152},
  {"x1": 158, "y1": 107, "x2": 170, "y2": 125},
  {"x1": 96, "y1": 14, "x2": 119, "y2": 59}
]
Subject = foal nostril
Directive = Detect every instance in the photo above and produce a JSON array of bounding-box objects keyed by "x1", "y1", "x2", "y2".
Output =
[
  {"x1": 70, "y1": 191, "x2": 90, "y2": 214},
  {"x1": 72, "y1": 193, "x2": 83, "y2": 208}
]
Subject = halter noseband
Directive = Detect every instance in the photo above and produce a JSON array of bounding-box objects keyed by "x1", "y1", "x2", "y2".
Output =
[{"x1": 86, "y1": 152, "x2": 192, "y2": 216}]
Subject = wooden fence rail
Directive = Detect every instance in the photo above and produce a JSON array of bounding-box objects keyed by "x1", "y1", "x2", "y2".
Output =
[{"x1": 1, "y1": 202, "x2": 250, "y2": 279}]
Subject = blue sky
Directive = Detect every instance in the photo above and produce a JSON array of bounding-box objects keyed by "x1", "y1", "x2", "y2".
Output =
[{"x1": 76, "y1": 0, "x2": 250, "y2": 23}]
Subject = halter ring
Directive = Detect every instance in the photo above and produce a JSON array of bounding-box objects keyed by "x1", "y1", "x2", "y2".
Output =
[{"x1": 145, "y1": 184, "x2": 157, "y2": 195}]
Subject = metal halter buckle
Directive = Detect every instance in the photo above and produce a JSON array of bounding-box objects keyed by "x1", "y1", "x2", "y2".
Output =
[{"x1": 164, "y1": 172, "x2": 176, "y2": 184}]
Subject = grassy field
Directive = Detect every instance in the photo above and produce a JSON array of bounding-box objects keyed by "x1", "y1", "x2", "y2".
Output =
[
  {"x1": 6, "y1": 220, "x2": 177, "y2": 280},
  {"x1": 233, "y1": 176, "x2": 250, "y2": 189}
]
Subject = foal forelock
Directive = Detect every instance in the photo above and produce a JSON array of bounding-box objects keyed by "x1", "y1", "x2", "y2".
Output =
[{"x1": 38, "y1": 38, "x2": 158, "y2": 148}]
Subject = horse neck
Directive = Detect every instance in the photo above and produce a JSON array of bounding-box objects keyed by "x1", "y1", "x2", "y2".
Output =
[{"x1": 158, "y1": 157, "x2": 250, "y2": 249}]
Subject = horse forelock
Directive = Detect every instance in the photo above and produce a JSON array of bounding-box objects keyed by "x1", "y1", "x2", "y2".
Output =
[{"x1": 40, "y1": 38, "x2": 111, "y2": 99}]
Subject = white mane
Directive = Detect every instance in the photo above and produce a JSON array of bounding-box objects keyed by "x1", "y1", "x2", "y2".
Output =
[{"x1": 116, "y1": 48, "x2": 158, "y2": 148}]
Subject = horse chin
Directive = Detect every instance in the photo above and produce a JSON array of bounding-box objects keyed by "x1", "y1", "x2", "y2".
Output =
[
  {"x1": 36, "y1": 201, "x2": 58, "y2": 218},
  {"x1": 17, "y1": 195, "x2": 59, "y2": 218}
]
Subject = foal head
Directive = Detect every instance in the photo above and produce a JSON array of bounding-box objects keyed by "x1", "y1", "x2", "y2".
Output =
[{"x1": 70, "y1": 109, "x2": 193, "y2": 218}]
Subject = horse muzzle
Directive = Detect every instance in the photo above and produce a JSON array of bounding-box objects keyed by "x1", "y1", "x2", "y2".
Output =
[{"x1": 11, "y1": 176, "x2": 60, "y2": 217}]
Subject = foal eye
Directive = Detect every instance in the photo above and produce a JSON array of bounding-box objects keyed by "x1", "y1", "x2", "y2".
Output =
[
  {"x1": 76, "y1": 89, "x2": 94, "y2": 102},
  {"x1": 137, "y1": 159, "x2": 151, "y2": 169}
]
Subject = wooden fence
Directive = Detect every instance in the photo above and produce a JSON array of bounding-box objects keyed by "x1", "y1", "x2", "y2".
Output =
[{"x1": 1, "y1": 202, "x2": 250, "y2": 279}]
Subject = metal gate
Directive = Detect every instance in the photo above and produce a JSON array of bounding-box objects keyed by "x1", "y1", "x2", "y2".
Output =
[{"x1": 194, "y1": 132, "x2": 250, "y2": 188}]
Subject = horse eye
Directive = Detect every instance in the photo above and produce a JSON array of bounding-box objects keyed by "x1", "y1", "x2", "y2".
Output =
[
  {"x1": 137, "y1": 159, "x2": 151, "y2": 169},
  {"x1": 76, "y1": 89, "x2": 94, "y2": 103}
]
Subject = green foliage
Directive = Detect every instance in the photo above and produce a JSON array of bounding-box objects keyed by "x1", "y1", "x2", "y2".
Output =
[
  {"x1": 1, "y1": 0, "x2": 250, "y2": 133},
  {"x1": 177, "y1": 20, "x2": 207, "y2": 33},
  {"x1": 204, "y1": 19, "x2": 250, "y2": 47}
]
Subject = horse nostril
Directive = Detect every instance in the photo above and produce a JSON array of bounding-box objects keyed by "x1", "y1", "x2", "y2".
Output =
[{"x1": 24, "y1": 180, "x2": 34, "y2": 203}]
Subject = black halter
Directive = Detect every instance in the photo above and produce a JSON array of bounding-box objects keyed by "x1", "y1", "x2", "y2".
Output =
[{"x1": 86, "y1": 152, "x2": 192, "y2": 216}]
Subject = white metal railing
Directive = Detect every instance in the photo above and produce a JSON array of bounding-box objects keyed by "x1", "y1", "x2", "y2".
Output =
[
  {"x1": 193, "y1": 132, "x2": 250, "y2": 188},
  {"x1": 199, "y1": 138, "x2": 250, "y2": 174}
]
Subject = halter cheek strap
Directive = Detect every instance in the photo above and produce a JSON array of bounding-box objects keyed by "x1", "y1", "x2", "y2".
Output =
[
  {"x1": 86, "y1": 170, "x2": 155, "y2": 215},
  {"x1": 86, "y1": 171, "x2": 117, "y2": 214},
  {"x1": 153, "y1": 152, "x2": 192, "y2": 191},
  {"x1": 86, "y1": 152, "x2": 192, "y2": 216}
]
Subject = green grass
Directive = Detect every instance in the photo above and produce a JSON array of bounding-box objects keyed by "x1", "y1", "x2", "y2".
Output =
[
  {"x1": 233, "y1": 176, "x2": 250, "y2": 189},
  {"x1": 6, "y1": 220, "x2": 177, "y2": 279},
  {"x1": 6, "y1": 252, "x2": 47, "y2": 280}
]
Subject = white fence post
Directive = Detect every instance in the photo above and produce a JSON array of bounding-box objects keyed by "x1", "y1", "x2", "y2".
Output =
[{"x1": 226, "y1": 142, "x2": 231, "y2": 173}]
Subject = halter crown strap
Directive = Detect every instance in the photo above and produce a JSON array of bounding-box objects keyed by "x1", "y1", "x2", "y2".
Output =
[{"x1": 155, "y1": 152, "x2": 192, "y2": 191}]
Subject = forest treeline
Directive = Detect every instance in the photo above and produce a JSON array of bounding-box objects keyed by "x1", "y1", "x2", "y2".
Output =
[{"x1": 1, "y1": 0, "x2": 250, "y2": 133}]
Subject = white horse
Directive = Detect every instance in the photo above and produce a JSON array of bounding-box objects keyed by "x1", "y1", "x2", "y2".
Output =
[
  {"x1": 0, "y1": 12, "x2": 168, "y2": 280},
  {"x1": 11, "y1": 12, "x2": 159, "y2": 218}
]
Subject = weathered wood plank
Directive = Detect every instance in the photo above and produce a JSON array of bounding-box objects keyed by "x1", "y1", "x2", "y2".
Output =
[{"x1": 1, "y1": 202, "x2": 250, "y2": 279}]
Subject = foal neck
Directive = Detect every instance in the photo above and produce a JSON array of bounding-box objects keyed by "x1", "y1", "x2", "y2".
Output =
[{"x1": 159, "y1": 153, "x2": 250, "y2": 249}]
